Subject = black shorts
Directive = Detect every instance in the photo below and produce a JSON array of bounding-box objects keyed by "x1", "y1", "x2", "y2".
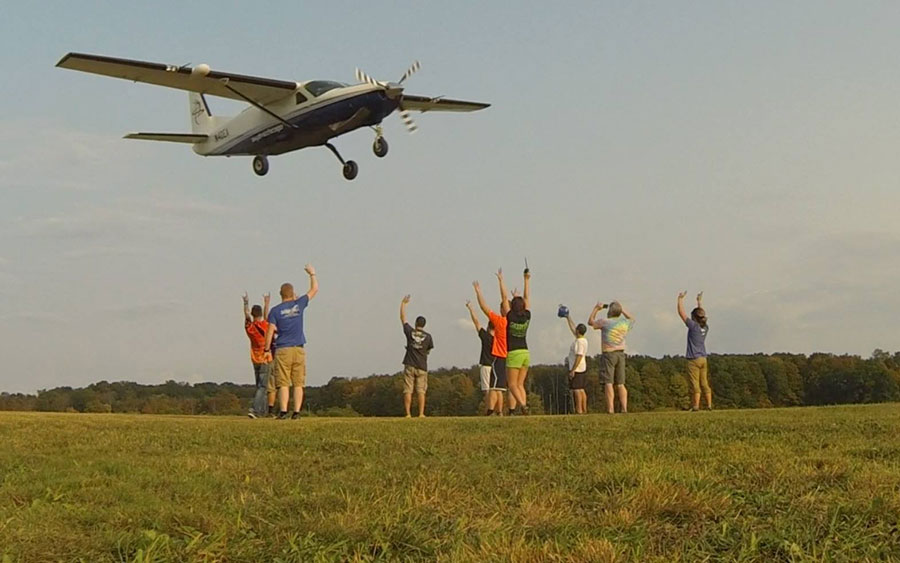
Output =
[
  {"x1": 569, "y1": 371, "x2": 586, "y2": 390},
  {"x1": 490, "y1": 356, "x2": 508, "y2": 390}
]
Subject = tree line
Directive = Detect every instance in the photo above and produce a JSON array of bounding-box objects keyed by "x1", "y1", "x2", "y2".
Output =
[{"x1": 2, "y1": 350, "x2": 899, "y2": 416}]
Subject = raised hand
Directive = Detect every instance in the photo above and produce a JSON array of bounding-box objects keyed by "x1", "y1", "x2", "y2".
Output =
[
  {"x1": 242, "y1": 292, "x2": 249, "y2": 304},
  {"x1": 472, "y1": 281, "x2": 480, "y2": 290},
  {"x1": 263, "y1": 292, "x2": 271, "y2": 302},
  {"x1": 495, "y1": 268, "x2": 504, "y2": 280},
  {"x1": 465, "y1": 300, "x2": 473, "y2": 309},
  {"x1": 697, "y1": 291, "x2": 703, "y2": 303},
  {"x1": 402, "y1": 294, "x2": 411, "y2": 304},
  {"x1": 678, "y1": 291, "x2": 687, "y2": 299},
  {"x1": 304, "y1": 263, "x2": 316, "y2": 276}
]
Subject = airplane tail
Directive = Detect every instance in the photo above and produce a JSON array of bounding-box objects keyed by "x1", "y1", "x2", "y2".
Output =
[{"x1": 189, "y1": 92, "x2": 213, "y2": 134}]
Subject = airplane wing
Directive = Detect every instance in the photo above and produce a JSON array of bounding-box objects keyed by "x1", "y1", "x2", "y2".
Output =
[
  {"x1": 56, "y1": 53, "x2": 297, "y2": 105},
  {"x1": 124, "y1": 132, "x2": 208, "y2": 143},
  {"x1": 400, "y1": 95, "x2": 490, "y2": 113}
]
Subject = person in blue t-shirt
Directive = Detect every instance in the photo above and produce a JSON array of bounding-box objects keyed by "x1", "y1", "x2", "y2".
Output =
[
  {"x1": 265, "y1": 264, "x2": 318, "y2": 419},
  {"x1": 678, "y1": 291, "x2": 711, "y2": 411}
]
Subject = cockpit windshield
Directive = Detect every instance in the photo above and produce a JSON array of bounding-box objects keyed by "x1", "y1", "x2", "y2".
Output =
[{"x1": 304, "y1": 81, "x2": 347, "y2": 97}]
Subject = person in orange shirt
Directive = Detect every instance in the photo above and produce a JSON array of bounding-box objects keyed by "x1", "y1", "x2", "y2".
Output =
[
  {"x1": 243, "y1": 292, "x2": 272, "y2": 418},
  {"x1": 473, "y1": 270, "x2": 510, "y2": 415}
]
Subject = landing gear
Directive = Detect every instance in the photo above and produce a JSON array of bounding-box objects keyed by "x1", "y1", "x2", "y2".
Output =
[
  {"x1": 325, "y1": 142, "x2": 358, "y2": 181},
  {"x1": 373, "y1": 137, "x2": 389, "y2": 158},
  {"x1": 252, "y1": 155, "x2": 269, "y2": 176}
]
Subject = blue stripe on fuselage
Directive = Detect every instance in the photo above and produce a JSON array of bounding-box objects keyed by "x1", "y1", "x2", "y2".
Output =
[{"x1": 213, "y1": 91, "x2": 397, "y2": 156}]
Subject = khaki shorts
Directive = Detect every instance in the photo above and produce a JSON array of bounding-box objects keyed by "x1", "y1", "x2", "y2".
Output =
[
  {"x1": 601, "y1": 350, "x2": 627, "y2": 385},
  {"x1": 274, "y1": 347, "x2": 306, "y2": 388},
  {"x1": 403, "y1": 365, "x2": 428, "y2": 394},
  {"x1": 687, "y1": 357, "x2": 710, "y2": 394}
]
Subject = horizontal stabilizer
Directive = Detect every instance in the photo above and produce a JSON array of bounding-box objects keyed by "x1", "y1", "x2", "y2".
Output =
[{"x1": 124, "y1": 132, "x2": 208, "y2": 143}]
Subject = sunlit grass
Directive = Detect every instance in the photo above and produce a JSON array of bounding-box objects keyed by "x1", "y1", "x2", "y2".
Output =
[{"x1": 1, "y1": 405, "x2": 899, "y2": 561}]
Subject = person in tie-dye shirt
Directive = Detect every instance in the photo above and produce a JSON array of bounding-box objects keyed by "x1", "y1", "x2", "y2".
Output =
[{"x1": 589, "y1": 301, "x2": 635, "y2": 414}]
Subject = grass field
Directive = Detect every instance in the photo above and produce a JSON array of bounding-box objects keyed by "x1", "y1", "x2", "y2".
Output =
[{"x1": 1, "y1": 405, "x2": 899, "y2": 562}]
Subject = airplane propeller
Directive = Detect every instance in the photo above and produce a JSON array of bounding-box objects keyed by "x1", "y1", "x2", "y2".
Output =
[{"x1": 354, "y1": 61, "x2": 421, "y2": 133}]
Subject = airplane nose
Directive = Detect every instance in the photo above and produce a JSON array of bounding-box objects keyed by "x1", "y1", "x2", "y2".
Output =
[{"x1": 384, "y1": 82, "x2": 404, "y2": 99}]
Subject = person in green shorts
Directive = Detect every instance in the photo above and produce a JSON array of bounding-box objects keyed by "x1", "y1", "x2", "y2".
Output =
[{"x1": 501, "y1": 267, "x2": 531, "y2": 415}]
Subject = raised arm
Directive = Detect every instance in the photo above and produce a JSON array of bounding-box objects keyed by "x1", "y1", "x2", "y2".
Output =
[
  {"x1": 523, "y1": 269, "x2": 531, "y2": 310},
  {"x1": 304, "y1": 264, "x2": 318, "y2": 299},
  {"x1": 400, "y1": 294, "x2": 410, "y2": 325},
  {"x1": 564, "y1": 311, "x2": 577, "y2": 337},
  {"x1": 697, "y1": 291, "x2": 704, "y2": 309},
  {"x1": 677, "y1": 291, "x2": 688, "y2": 323},
  {"x1": 496, "y1": 269, "x2": 511, "y2": 315},
  {"x1": 466, "y1": 301, "x2": 482, "y2": 333},
  {"x1": 262, "y1": 292, "x2": 271, "y2": 319},
  {"x1": 473, "y1": 281, "x2": 492, "y2": 317},
  {"x1": 242, "y1": 292, "x2": 251, "y2": 324},
  {"x1": 589, "y1": 302, "x2": 606, "y2": 327}
]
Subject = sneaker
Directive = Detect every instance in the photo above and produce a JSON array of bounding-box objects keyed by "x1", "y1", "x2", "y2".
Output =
[
  {"x1": 520, "y1": 405, "x2": 530, "y2": 416},
  {"x1": 247, "y1": 412, "x2": 258, "y2": 419},
  {"x1": 291, "y1": 412, "x2": 300, "y2": 420},
  {"x1": 485, "y1": 409, "x2": 494, "y2": 416},
  {"x1": 705, "y1": 406, "x2": 713, "y2": 411},
  {"x1": 276, "y1": 411, "x2": 290, "y2": 420}
]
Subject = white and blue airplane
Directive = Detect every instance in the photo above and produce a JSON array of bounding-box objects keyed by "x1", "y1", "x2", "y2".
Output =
[{"x1": 56, "y1": 53, "x2": 489, "y2": 180}]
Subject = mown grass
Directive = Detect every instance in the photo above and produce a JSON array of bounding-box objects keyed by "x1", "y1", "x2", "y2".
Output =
[{"x1": 1, "y1": 405, "x2": 899, "y2": 562}]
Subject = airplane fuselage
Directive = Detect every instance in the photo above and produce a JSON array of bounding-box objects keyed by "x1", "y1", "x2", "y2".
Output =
[{"x1": 195, "y1": 83, "x2": 397, "y2": 157}]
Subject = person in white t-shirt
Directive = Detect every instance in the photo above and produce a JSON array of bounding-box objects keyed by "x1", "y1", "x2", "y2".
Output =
[{"x1": 564, "y1": 311, "x2": 589, "y2": 414}]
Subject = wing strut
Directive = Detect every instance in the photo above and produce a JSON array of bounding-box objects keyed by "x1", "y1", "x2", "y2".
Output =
[{"x1": 220, "y1": 80, "x2": 297, "y2": 129}]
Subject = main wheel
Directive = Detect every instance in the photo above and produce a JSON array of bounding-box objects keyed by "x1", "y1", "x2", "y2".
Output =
[
  {"x1": 252, "y1": 155, "x2": 269, "y2": 176},
  {"x1": 342, "y1": 160, "x2": 359, "y2": 180},
  {"x1": 373, "y1": 137, "x2": 389, "y2": 158}
]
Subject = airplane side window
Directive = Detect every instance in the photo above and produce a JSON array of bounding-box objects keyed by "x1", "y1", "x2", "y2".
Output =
[{"x1": 296, "y1": 92, "x2": 308, "y2": 105}]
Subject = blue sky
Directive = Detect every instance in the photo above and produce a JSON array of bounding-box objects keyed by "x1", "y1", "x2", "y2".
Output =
[{"x1": 1, "y1": 1, "x2": 899, "y2": 393}]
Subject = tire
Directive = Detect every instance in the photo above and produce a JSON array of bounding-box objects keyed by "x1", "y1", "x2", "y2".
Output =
[
  {"x1": 252, "y1": 155, "x2": 269, "y2": 176},
  {"x1": 373, "y1": 137, "x2": 389, "y2": 158},
  {"x1": 342, "y1": 160, "x2": 359, "y2": 180}
]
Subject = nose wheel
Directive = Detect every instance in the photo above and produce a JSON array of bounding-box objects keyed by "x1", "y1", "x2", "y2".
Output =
[
  {"x1": 252, "y1": 155, "x2": 269, "y2": 176},
  {"x1": 325, "y1": 142, "x2": 358, "y2": 181},
  {"x1": 373, "y1": 137, "x2": 389, "y2": 158},
  {"x1": 342, "y1": 161, "x2": 359, "y2": 180}
]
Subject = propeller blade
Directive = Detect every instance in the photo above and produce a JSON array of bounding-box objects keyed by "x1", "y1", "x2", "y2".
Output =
[
  {"x1": 398, "y1": 61, "x2": 420, "y2": 84},
  {"x1": 355, "y1": 68, "x2": 382, "y2": 87},
  {"x1": 400, "y1": 109, "x2": 418, "y2": 134}
]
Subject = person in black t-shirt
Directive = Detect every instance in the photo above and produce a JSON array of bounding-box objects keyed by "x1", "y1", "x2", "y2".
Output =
[
  {"x1": 466, "y1": 301, "x2": 505, "y2": 416},
  {"x1": 400, "y1": 295, "x2": 434, "y2": 418},
  {"x1": 501, "y1": 268, "x2": 532, "y2": 415}
]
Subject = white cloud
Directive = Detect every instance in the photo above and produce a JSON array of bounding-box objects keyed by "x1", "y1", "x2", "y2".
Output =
[
  {"x1": 104, "y1": 300, "x2": 186, "y2": 320},
  {"x1": 0, "y1": 121, "x2": 138, "y2": 192},
  {"x1": 0, "y1": 311, "x2": 70, "y2": 323}
]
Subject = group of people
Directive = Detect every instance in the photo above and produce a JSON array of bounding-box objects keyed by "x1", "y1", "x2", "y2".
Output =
[
  {"x1": 241, "y1": 263, "x2": 712, "y2": 419},
  {"x1": 242, "y1": 264, "x2": 317, "y2": 419}
]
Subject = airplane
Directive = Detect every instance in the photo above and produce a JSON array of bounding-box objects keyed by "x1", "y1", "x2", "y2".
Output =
[{"x1": 55, "y1": 53, "x2": 489, "y2": 180}]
